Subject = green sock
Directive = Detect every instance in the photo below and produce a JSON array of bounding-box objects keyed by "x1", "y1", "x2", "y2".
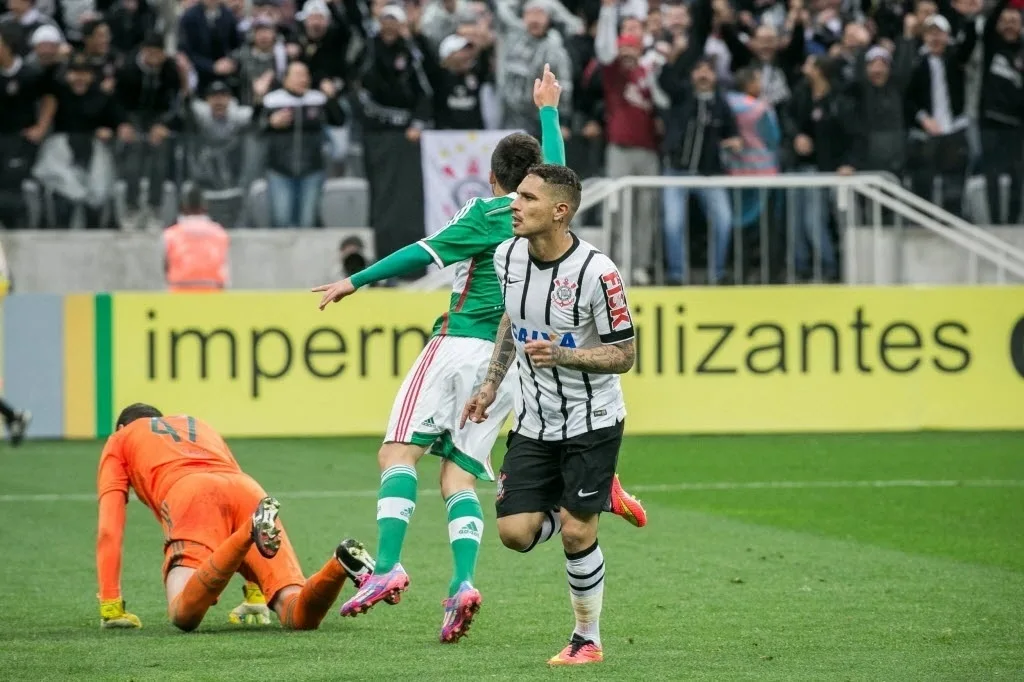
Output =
[
  {"x1": 445, "y1": 489, "x2": 484, "y2": 597},
  {"x1": 376, "y1": 465, "x2": 418, "y2": 573}
]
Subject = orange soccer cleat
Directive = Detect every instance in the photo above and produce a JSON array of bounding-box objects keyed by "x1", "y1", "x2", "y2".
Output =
[
  {"x1": 608, "y1": 474, "x2": 648, "y2": 528},
  {"x1": 548, "y1": 635, "x2": 604, "y2": 666}
]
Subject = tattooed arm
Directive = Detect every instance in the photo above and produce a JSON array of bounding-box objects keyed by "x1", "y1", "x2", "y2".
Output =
[
  {"x1": 545, "y1": 339, "x2": 636, "y2": 374},
  {"x1": 462, "y1": 313, "x2": 517, "y2": 427},
  {"x1": 484, "y1": 313, "x2": 517, "y2": 386}
]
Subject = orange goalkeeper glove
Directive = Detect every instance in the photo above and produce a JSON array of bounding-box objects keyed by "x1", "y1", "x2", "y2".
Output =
[{"x1": 99, "y1": 597, "x2": 142, "y2": 629}]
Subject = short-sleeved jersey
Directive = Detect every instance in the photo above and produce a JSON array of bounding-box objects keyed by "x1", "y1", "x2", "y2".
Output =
[
  {"x1": 97, "y1": 415, "x2": 243, "y2": 514},
  {"x1": 0, "y1": 58, "x2": 51, "y2": 134},
  {"x1": 494, "y1": 234, "x2": 635, "y2": 441},
  {"x1": 417, "y1": 194, "x2": 515, "y2": 341}
]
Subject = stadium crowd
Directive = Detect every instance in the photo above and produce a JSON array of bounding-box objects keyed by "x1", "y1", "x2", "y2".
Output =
[{"x1": 0, "y1": 0, "x2": 1021, "y2": 281}]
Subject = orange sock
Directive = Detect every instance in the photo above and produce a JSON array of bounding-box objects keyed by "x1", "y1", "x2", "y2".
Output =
[
  {"x1": 278, "y1": 556, "x2": 347, "y2": 630},
  {"x1": 168, "y1": 526, "x2": 252, "y2": 631}
]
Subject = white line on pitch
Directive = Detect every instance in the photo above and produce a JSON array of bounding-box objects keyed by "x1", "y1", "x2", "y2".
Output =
[{"x1": 1, "y1": 479, "x2": 1022, "y2": 503}]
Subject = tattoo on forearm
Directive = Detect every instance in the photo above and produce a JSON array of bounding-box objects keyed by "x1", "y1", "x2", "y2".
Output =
[
  {"x1": 485, "y1": 314, "x2": 517, "y2": 386},
  {"x1": 552, "y1": 339, "x2": 635, "y2": 375}
]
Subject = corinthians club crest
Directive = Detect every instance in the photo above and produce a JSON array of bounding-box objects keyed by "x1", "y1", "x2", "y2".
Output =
[
  {"x1": 453, "y1": 177, "x2": 491, "y2": 206},
  {"x1": 550, "y1": 277, "x2": 577, "y2": 309}
]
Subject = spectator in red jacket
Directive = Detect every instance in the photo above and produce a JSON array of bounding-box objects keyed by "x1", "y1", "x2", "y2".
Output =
[{"x1": 594, "y1": 0, "x2": 661, "y2": 285}]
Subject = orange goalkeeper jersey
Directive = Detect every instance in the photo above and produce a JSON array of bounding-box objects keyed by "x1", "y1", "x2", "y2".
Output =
[
  {"x1": 96, "y1": 415, "x2": 243, "y2": 599},
  {"x1": 97, "y1": 415, "x2": 243, "y2": 511}
]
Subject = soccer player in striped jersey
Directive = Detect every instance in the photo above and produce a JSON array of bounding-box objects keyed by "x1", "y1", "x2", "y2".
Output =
[
  {"x1": 462, "y1": 163, "x2": 634, "y2": 665},
  {"x1": 312, "y1": 66, "x2": 646, "y2": 644}
]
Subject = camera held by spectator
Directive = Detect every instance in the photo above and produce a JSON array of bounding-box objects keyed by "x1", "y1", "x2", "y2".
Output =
[{"x1": 336, "y1": 235, "x2": 368, "y2": 280}]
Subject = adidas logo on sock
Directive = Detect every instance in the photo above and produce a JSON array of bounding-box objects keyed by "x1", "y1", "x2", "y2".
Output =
[{"x1": 459, "y1": 521, "x2": 480, "y2": 536}]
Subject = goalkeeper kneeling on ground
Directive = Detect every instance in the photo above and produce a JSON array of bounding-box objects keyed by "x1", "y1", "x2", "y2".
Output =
[{"x1": 97, "y1": 403, "x2": 379, "y2": 631}]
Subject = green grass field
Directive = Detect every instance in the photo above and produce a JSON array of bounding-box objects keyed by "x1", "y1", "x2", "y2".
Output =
[{"x1": 2, "y1": 432, "x2": 1023, "y2": 681}]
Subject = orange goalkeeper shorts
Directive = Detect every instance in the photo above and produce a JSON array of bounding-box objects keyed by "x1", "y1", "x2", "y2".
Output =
[{"x1": 159, "y1": 471, "x2": 304, "y2": 604}]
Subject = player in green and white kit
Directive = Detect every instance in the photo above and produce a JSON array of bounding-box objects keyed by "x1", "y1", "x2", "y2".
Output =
[
  {"x1": 312, "y1": 66, "x2": 566, "y2": 643},
  {"x1": 313, "y1": 66, "x2": 646, "y2": 643}
]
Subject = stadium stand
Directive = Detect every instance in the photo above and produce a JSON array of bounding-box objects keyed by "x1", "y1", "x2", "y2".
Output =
[{"x1": 0, "y1": 0, "x2": 1020, "y2": 285}]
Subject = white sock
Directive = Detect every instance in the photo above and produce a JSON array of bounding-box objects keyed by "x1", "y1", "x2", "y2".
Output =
[
  {"x1": 565, "y1": 541, "x2": 604, "y2": 647},
  {"x1": 520, "y1": 508, "x2": 561, "y2": 553}
]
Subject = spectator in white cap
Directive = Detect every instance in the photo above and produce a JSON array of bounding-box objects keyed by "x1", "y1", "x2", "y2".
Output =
[
  {"x1": 433, "y1": 32, "x2": 490, "y2": 129},
  {"x1": 298, "y1": 0, "x2": 331, "y2": 23},
  {"x1": 27, "y1": 23, "x2": 66, "y2": 74},
  {"x1": 234, "y1": 16, "x2": 287, "y2": 106},
  {"x1": 289, "y1": 0, "x2": 354, "y2": 92},
  {"x1": 30, "y1": 22, "x2": 62, "y2": 49},
  {"x1": 438, "y1": 32, "x2": 471, "y2": 63},
  {"x1": 379, "y1": 4, "x2": 407, "y2": 27},
  {"x1": 847, "y1": 20, "x2": 916, "y2": 179},
  {"x1": 904, "y1": 6, "x2": 977, "y2": 216},
  {"x1": 0, "y1": 0, "x2": 61, "y2": 56},
  {"x1": 493, "y1": 0, "x2": 574, "y2": 138}
]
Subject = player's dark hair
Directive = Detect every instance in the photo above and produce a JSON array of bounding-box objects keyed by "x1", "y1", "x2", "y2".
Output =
[
  {"x1": 526, "y1": 163, "x2": 583, "y2": 218},
  {"x1": 116, "y1": 403, "x2": 162, "y2": 429},
  {"x1": 490, "y1": 133, "x2": 542, "y2": 193}
]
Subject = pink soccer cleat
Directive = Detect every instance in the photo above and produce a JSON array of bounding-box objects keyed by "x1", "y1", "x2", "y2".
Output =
[
  {"x1": 608, "y1": 474, "x2": 648, "y2": 528},
  {"x1": 548, "y1": 635, "x2": 604, "y2": 666},
  {"x1": 439, "y1": 582, "x2": 482, "y2": 644},
  {"x1": 339, "y1": 564, "x2": 409, "y2": 617}
]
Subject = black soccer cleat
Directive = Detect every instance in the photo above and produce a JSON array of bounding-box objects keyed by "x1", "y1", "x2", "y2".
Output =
[
  {"x1": 336, "y1": 538, "x2": 374, "y2": 582},
  {"x1": 335, "y1": 538, "x2": 400, "y2": 605}
]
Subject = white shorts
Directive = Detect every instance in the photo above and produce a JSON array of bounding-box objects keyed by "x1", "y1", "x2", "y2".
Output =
[{"x1": 385, "y1": 335, "x2": 517, "y2": 481}]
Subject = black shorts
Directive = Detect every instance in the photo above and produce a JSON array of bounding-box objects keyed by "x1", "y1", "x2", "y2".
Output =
[{"x1": 495, "y1": 421, "x2": 623, "y2": 518}]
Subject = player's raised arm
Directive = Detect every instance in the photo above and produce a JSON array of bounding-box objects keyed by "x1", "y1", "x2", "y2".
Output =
[
  {"x1": 534, "y1": 64, "x2": 566, "y2": 166},
  {"x1": 96, "y1": 442, "x2": 141, "y2": 629},
  {"x1": 461, "y1": 313, "x2": 516, "y2": 427}
]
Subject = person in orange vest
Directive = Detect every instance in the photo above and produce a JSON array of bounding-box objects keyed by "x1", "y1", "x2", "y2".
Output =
[{"x1": 163, "y1": 183, "x2": 230, "y2": 292}]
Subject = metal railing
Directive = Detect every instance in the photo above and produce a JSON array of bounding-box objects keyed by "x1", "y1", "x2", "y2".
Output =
[{"x1": 582, "y1": 173, "x2": 1024, "y2": 286}]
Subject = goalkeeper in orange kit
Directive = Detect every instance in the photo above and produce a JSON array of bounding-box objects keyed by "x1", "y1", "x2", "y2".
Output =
[{"x1": 96, "y1": 403, "x2": 380, "y2": 631}]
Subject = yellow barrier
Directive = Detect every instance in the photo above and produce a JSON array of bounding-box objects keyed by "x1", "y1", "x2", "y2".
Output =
[{"x1": 109, "y1": 287, "x2": 1024, "y2": 436}]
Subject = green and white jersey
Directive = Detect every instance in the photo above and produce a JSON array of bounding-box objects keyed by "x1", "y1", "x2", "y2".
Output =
[{"x1": 416, "y1": 194, "x2": 514, "y2": 342}]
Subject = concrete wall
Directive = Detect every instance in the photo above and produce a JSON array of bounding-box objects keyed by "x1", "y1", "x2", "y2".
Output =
[
  {"x1": 4, "y1": 224, "x2": 1022, "y2": 293},
  {"x1": 4, "y1": 228, "x2": 376, "y2": 293},
  {"x1": 843, "y1": 226, "x2": 1024, "y2": 285}
]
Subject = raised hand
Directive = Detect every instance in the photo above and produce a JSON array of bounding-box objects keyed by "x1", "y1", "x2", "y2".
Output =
[{"x1": 533, "y1": 63, "x2": 562, "y2": 109}]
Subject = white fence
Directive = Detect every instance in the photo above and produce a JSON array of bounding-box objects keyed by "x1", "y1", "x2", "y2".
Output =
[{"x1": 581, "y1": 173, "x2": 1024, "y2": 287}]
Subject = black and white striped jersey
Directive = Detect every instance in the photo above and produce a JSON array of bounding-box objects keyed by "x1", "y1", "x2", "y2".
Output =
[{"x1": 494, "y1": 233, "x2": 634, "y2": 441}]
